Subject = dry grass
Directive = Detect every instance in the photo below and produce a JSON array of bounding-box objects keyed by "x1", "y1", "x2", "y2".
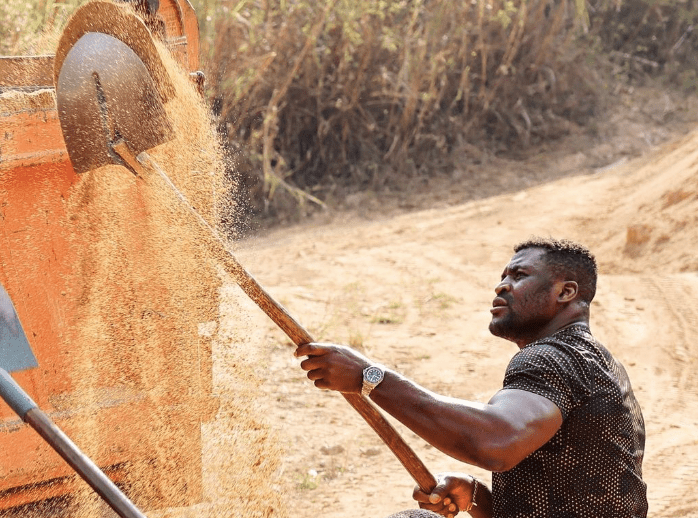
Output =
[
  {"x1": 588, "y1": 0, "x2": 698, "y2": 81},
  {"x1": 201, "y1": 0, "x2": 597, "y2": 221},
  {"x1": 5, "y1": 0, "x2": 698, "y2": 225},
  {"x1": 0, "y1": 0, "x2": 80, "y2": 55}
]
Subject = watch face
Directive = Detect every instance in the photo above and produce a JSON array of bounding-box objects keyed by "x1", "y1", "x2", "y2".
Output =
[{"x1": 365, "y1": 366, "x2": 383, "y2": 383}]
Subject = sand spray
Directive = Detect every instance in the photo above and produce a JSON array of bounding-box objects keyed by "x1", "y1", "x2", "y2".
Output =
[{"x1": 46, "y1": 34, "x2": 289, "y2": 518}]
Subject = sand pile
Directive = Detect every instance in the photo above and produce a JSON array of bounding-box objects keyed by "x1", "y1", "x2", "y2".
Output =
[{"x1": 589, "y1": 131, "x2": 698, "y2": 274}]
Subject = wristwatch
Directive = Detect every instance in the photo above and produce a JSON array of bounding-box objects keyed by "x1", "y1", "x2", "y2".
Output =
[{"x1": 361, "y1": 364, "x2": 385, "y2": 397}]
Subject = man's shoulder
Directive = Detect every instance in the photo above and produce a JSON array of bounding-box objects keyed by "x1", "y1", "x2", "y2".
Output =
[
  {"x1": 518, "y1": 324, "x2": 598, "y2": 359},
  {"x1": 507, "y1": 325, "x2": 604, "y2": 380},
  {"x1": 503, "y1": 326, "x2": 609, "y2": 417}
]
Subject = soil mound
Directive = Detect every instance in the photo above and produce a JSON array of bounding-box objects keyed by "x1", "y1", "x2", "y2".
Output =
[
  {"x1": 588, "y1": 131, "x2": 698, "y2": 273},
  {"x1": 227, "y1": 126, "x2": 698, "y2": 517}
]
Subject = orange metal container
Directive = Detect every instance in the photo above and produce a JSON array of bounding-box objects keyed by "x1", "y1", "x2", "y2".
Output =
[{"x1": 0, "y1": 0, "x2": 216, "y2": 511}]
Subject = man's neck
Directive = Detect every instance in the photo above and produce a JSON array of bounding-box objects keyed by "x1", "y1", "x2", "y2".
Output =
[{"x1": 514, "y1": 316, "x2": 590, "y2": 349}]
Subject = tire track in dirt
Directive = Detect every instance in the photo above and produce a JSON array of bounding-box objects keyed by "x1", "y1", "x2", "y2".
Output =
[{"x1": 631, "y1": 274, "x2": 698, "y2": 517}]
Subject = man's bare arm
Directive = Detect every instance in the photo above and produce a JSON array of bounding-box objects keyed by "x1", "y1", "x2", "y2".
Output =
[
  {"x1": 297, "y1": 342, "x2": 562, "y2": 471},
  {"x1": 371, "y1": 371, "x2": 562, "y2": 471}
]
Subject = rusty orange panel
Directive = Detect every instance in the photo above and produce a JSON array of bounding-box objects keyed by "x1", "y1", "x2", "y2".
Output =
[
  {"x1": 0, "y1": 0, "x2": 210, "y2": 509},
  {"x1": 0, "y1": 159, "x2": 79, "y2": 409},
  {"x1": 0, "y1": 93, "x2": 67, "y2": 168},
  {"x1": 158, "y1": 0, "x2": 200, "y2": 71},
  {"x1": 0, "y1": 399, "x2": 203, "y2": 508}
]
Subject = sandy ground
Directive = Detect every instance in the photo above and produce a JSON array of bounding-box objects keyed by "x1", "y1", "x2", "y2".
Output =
[
  {"x1": 216, "y1": 125, "x2": 698, "y2": 518},
  {"x1": 5, "y1": 80, "x2": 696, "y2": 518}
]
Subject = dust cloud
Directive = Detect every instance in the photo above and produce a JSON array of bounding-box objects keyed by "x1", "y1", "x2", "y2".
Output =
[{"x1": 44, "y1": 33, "x2": 289, "y2": 518}]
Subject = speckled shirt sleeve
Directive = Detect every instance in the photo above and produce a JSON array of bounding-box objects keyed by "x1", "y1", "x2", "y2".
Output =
[
  {"x1": 491, "y1": 325, "x2": 648, "y2": 518},
  {"x1": 502, "y1": 341, "x2": 593, "y2": 420}
]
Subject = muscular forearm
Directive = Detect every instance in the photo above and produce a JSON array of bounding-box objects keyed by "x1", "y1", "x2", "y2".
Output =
[
  {"x1": 369, "y1": 370, "x2": 514, "y2": 471},
  {"x1": 296, "y1": 342, "x2": 562, "y2": 471}
]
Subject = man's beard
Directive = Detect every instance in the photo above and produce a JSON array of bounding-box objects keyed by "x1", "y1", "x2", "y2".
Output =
[
  {"x1": 489, "y1": 310, "x2": 550, "y2": 344},
  {"x1": 489, "y1": 312, "x2": 519, "y2": 341}
]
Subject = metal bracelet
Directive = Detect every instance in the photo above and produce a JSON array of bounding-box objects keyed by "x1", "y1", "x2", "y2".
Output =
[{"x1": 464, "y1": 478, "x2": 479, "y2": 512}]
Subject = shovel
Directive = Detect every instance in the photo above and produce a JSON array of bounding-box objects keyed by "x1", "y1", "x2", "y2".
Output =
[
  {"x1": 0, "y1": 283, "x2": 147, "y2": 518},
  {"x1": 56, "y1": 30, "x2": 437, "y2": 493}
]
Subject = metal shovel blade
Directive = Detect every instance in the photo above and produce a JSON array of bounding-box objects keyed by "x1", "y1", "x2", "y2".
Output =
[
  {"x1": 0, "y1": 283, "x2": 38, "y2": 373},
  {"x1": 56, "y1": 31, "x2": 173, "y2": 174}
]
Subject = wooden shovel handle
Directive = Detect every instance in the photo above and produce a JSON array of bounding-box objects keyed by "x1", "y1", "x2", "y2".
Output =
[
  {"x1": 116, "y1": 143, "x2": 437, "y2": 492},
  {"x1": 219, "y1": 253, "x2": 437, "y2": 493}
]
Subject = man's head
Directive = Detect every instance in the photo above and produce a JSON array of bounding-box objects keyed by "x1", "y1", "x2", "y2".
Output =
[
  {"x1": 489, "y1": 237, "x2": 597, "y2": 347},
  {"x1": 514, "y1": 237, "x2": 598, "y2": 304}
]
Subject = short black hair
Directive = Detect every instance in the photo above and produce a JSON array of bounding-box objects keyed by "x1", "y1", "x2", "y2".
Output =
[{"x1": 514, "y1": 237, "x2": 598, "y2": 304}]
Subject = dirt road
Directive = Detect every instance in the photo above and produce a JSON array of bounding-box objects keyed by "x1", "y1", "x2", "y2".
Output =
[{"x1": 218, "y1": 129, "x2": 698, "y2": 517}]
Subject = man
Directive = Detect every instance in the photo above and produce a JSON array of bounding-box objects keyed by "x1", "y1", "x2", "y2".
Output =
[{"x1": 296, "y1": 237, "x2": 647, "y2": 517}]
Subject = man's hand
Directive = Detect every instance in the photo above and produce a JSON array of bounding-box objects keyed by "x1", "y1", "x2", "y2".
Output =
[
  {"x1": 412, "y1": 473, "x2": 479, "y2": 518},
  {"x1": 296, "y1": 342, "x2": 372, "y2": 393}
]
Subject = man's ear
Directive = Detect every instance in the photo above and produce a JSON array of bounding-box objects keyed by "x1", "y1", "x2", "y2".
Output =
[{"x1": 557, "y1": 281, "x2": 579, "y2": 303}]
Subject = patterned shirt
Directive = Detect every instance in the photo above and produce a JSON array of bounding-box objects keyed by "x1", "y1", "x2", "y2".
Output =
[{"x1": 492, "y1": 324, "x2": 647, "y2": 518}]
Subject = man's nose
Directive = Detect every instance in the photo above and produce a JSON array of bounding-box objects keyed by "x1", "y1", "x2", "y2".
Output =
[{"x1": 495, "y1": 281, "x2": 511, "y2": 295}]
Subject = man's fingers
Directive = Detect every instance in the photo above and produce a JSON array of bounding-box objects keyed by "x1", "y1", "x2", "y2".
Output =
[
  {"x1": 428, "y1": 484, "x2": 451, "y2": 504},
  {"x1": 295, "y1": 342, "x2": 333, "y2": 358},
  {"x1": 295, "y1": 343, "x2": 318, "y2": 357},
  {"x1": 305, "y1": 367, "x2": 326, "y2": 381},
  {"x1": 300, "y1": 354, "x2": 328, "y2": 373},
  {"x1": 415, "y1": 483, "x2": 456, "y2": 515},
  {"x1": 412, "y1": 486, "x2": 431, "y2": 504}
]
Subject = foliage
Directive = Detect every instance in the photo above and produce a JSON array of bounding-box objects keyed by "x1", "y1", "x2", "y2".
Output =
[
  {"x1": 4, "y1": 0, "x2": 698, "y2": 224},
  {"x1": 587, "y1": 0, "x2": 698, "y2": 88},
  {"x1": 0, "y1": 0, "x2": 81, "y2": 55},
  {"x1": 198, "y1": 0, "x2": 597, "y2": 220}
]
